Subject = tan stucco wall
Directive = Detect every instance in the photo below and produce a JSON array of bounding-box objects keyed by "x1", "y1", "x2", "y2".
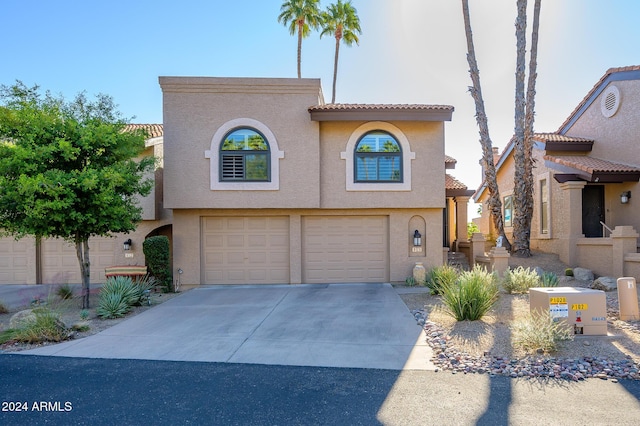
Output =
[
  {"x1": 317, "y1": 121, "x2": 445, "y2": 209},
  {"x1": 160, "y1": 77, "x2": 322, "y2": 209},
  {"x1": 172, "y1": 208, "x2": 444, "y2": 287}
]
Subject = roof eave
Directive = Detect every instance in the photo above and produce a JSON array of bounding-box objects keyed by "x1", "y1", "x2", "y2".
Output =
[{"x1": 309, "y1": 109, "x2": 453, "y2": 122}]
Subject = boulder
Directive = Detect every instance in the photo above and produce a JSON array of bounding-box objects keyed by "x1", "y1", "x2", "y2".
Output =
[
  {"x1": 591, "y1": 277, "x2": 618, "y2": 292},
  {"x1": 573, "y1": 267, "x2": 594, "y2": 282},
  {"x1": 9, "y1": 309, "x2": 37, "y2": 329}
]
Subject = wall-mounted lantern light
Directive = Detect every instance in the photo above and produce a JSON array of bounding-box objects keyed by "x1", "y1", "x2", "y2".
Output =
[
  {"x1": 123, "y1": 238, "x2": 132, "y2": 251},
  {"x1": 413, "y1": 230, "x2": 422, "y2": 247},
  {"x1": 621, "y1": 191, "x2": 631, "y2": 204}
]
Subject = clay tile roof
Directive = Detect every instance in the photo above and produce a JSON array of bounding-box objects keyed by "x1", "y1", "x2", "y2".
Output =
[
  {"x1": 533, "y1": 133, "x2": 593, "y2": 143},
  {"x1": 544, "y1": 155, "x2": 640, "y2": 174},
  {"x1": 308, "y1": 103, "x2": 454, "y2": 112},
  {"x1": 445, "y1": 155, "x2": 457, "y2": 164},
  {"x1": 445, "y1": 174, "x2": 467, "y2": 190},
  {"x1": 124, "y1": 124, "x2": 163, "y2": 139}
]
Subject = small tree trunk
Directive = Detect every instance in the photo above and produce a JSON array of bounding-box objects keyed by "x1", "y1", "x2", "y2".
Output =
[{"x1": 76, "y1": 238, "x2": 91, "y2": 309}]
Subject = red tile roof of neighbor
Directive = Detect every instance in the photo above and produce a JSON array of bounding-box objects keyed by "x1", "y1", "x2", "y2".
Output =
[
  {"x1": 543, "y1": 155, "x2": 640, "y2": 174},
  {"x1": 125, "y1": 124, "x2": 163, "y2": 138},
  {"x1": 445, "y1": 174, "x2": 468, "y2": 190},
  {"x1": 445, "y1": 155, "x2": 457, "y2": 164},
  {"x1": 533, "y1": 133, "x2": 594, "y2": 143},
  {"x1": 308, "y1": 103, "x2": 454, "y2": 112}
]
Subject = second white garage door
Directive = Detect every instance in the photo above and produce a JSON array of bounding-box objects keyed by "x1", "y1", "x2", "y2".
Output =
[
  {"x1": 201, "y1": 216, "x2": 290, "y2": 284},
  {"x1": 302, "y1": 216, "x2": 389, "y2": 283}
]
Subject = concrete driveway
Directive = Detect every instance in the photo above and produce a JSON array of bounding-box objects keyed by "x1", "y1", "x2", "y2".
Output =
[{"x1": 19, "y1": 283, "x2": 433, "y2": 370}]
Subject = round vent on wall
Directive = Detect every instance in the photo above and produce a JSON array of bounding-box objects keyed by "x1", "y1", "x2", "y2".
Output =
[{"x1": 601, "y1": 85, "x2": 621, "y2": 118}]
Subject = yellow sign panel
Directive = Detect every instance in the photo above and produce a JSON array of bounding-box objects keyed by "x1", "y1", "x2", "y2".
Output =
[
  {"x1": 571, "y1": 303, "x2": 588, "y2": 311},
  {"x1": 549, "y1": 297, "x2": 567, "y2": 305}
]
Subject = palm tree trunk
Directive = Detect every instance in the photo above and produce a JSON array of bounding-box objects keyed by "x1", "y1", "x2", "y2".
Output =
[
  {"x1": 331, "y1": 37, "x2": 340, "y2": 103},
  {"x1": 461, "y1": 0, "x2": 510, "y2": 250},
  {"x1": 297, "y1": 22, "x2": 303, "y2": 79},
  {"x1": 512, "y1": 0, "x2": 529, "y2": 256}
]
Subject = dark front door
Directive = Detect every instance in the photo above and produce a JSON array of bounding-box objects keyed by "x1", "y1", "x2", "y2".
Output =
[{"x1": 582, "y1": 185, "x2": 605, "y2": 237}]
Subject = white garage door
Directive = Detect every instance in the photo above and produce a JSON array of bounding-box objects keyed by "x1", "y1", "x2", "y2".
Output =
[
  {"x1": 41, "y1": 237, "x2": 116, "y2": 284},
  {"x1": 201, "y1": 216, "x2": 290, "y2": 284},
  {"x1": 302, "y1": 216, "x2": 389, "y2": 283},
  {"x1": 0, "y1": 237, "x2": 31, "y2": 284}
]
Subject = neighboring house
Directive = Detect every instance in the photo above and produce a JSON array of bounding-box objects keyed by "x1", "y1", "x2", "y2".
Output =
[
  {"x1": 474, "y1": 65, "x2": 640, "y2": 278},
  {"x1": 160, "y1": 76, "x2": 470, "y2": 287},
  {"x1": 0, "y1": 77, "x2": 475, "y2": 287},
  {"x1": 0, "y1": 124, "x2": 172, "y2": 285}
]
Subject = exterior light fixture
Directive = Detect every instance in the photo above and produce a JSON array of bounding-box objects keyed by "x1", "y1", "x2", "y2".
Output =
[
  {"x1": 413, "y1": 230, "x2": 422, "y2": 247},
  {"x1": 621, "y1": 191, "x2": 631, "y2": 204},
  {"x1": 123, "y1": 239, "x2": 132, "y2": 251}
]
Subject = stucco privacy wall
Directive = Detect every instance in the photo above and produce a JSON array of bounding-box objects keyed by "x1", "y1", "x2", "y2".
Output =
[{"x1": 160, "y1": 77, "x2": 322, "y2": 209}]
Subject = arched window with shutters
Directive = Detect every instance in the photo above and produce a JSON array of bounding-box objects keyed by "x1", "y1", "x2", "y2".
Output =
[
  {"x1": 354, "y1": 131, "x2": 402, "y2": 183},
  {"x1": 220, "y1": 128, "x2": 270, "y2": 182}
]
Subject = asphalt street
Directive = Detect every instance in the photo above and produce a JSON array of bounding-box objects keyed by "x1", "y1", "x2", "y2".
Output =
[{"x1": 2, "y1": 355, "x2": 640, "y2": 425}]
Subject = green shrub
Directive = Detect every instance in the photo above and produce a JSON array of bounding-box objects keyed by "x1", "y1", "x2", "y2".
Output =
[
  {"x1": 539, "y1": 271, "x2": 559, "y2": 287},
  {"x1": 502, "y1": 266, "x2": 540, "y2": 294},
  {"x1": 565, "y1": 268, "x2": 574, "y2": 277},
  {"x1": 9, "y1": 307, "x2": 69, "y2": 343},
  {"x1": 101, "y1": 276, "x2": 140, "y2": 306},
  {"x1": 405, "y1": 276, "x2": 416, "y2": 287},
  {"x1": 467, "y1": 222, "x2": 480, "y2": 240},
  {"x1": 511, "y1": 309, "x2": 574, "y2": 353},
  {"x1": 80, "y1": 309, "x2": 90, "y2": 320},
  {"x1": 96, "y1": 293, "x2": 131, "y2": 319},
  {"x1": 55, "y1": 284, "x2": 74, "y2": 300},
  {"x1": 426, "y1": 264, "x2": 459, "y2": 295},
  {"x1": 143, "y1": 236, "x2": 172, "y2": 292},
  {"x1": 440, "y1": 265, "x2": 499, "y2": 321}
]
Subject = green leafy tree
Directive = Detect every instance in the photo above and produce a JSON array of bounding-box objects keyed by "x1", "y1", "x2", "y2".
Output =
[
  {"x1": 320, "y1": 0, "x2": 362, "y2": 103},
  {"x1": 0, "y1": 82, "x2": 154, "y2": 308},
  {"x1": 278, "y1": 0, "x2": 322, "y2": 79}
]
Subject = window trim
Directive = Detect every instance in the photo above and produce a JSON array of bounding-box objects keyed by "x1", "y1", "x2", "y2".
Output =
[
  {"x1": 341, "y1": 122, "x2": 415, "y2": 191},
  {"x1": 205, "y1": 118, "x2": 284, "y2": 191},
  {"x1": 537, "y1": 173, "x2": 552, "y2": 239}
]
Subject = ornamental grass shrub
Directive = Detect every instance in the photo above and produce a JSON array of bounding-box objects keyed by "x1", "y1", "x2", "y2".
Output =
[
  {"x1": 502, "y1": 266, "x2": 540, "y2": 294},
  {"x1": 1, "y1": 307, "x2": 69, "y2": 344},
  {"x1": 511, "y1": 309, "x2": 574, "y2": 353},
  {"x1": 425, "y1": 264, "x2": 459, "y2": 295},
  {"x1": 440, "y1": 265, "x2": 499, "y2": 321}
]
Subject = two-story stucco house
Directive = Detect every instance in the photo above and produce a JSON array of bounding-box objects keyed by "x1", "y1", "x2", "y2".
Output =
[
  {"x1": 160, "y1": 76, "x2": 467, "y2": 287},
  {"x1": 474, "y1": 65, "x2": 640, "y2": 279}
]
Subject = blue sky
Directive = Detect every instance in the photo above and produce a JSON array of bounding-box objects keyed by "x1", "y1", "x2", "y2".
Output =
[{"x1": 3, "y1": 0, "x2": 640, "y2": 215}]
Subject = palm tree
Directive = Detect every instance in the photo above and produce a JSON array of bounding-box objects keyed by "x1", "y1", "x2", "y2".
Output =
[
  {"x1": 461, "y1": 0, "x2": 510, "y2": 250},
  {"x1": 512, "y1": 0, "x2": 542, "y2": 257},
  {"x1": 320, "y1": 0, "x2": 361, "y2": 103},
  {"x1": 278, "y1": 0, "x2": 322, "y2": 79}
]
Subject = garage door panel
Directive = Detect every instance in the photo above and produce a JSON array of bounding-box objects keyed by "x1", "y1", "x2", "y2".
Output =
[
  {"x1": 302, "y1": 216, "x2": 389, "y2": 283},
  {"x1": 41, "y1": 237, "x2": 115, "y2": 284},
  {"x1": 201, "y1": 217, "x2": 290, "y2": 284}
]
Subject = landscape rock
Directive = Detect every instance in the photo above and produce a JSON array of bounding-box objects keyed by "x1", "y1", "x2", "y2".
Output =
[
  {"x1": 573, "y1": 267, "x2": 594, "y2": 281},
  {"x1": 9, "y1": 309, "x2": 37, "y2": 329},
  {"x1": 533, "y1": 266, "x2": 545, "y2": 277},
  {"x1": 591, "y1": 277, "x2": 618, "y2": 291}
]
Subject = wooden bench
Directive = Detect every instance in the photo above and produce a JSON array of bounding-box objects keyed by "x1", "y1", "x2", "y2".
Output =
[{"x1": 105, "y1": 265, "x2": 148, "y2": 278}]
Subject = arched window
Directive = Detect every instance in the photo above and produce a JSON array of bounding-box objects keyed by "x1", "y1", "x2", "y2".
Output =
[
  {"x1": 219, "y1": 128, "x2": 270, "y2": 181},
  {"x1": 354, "y1": 131, "x2": 402, "y2": 182}
]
